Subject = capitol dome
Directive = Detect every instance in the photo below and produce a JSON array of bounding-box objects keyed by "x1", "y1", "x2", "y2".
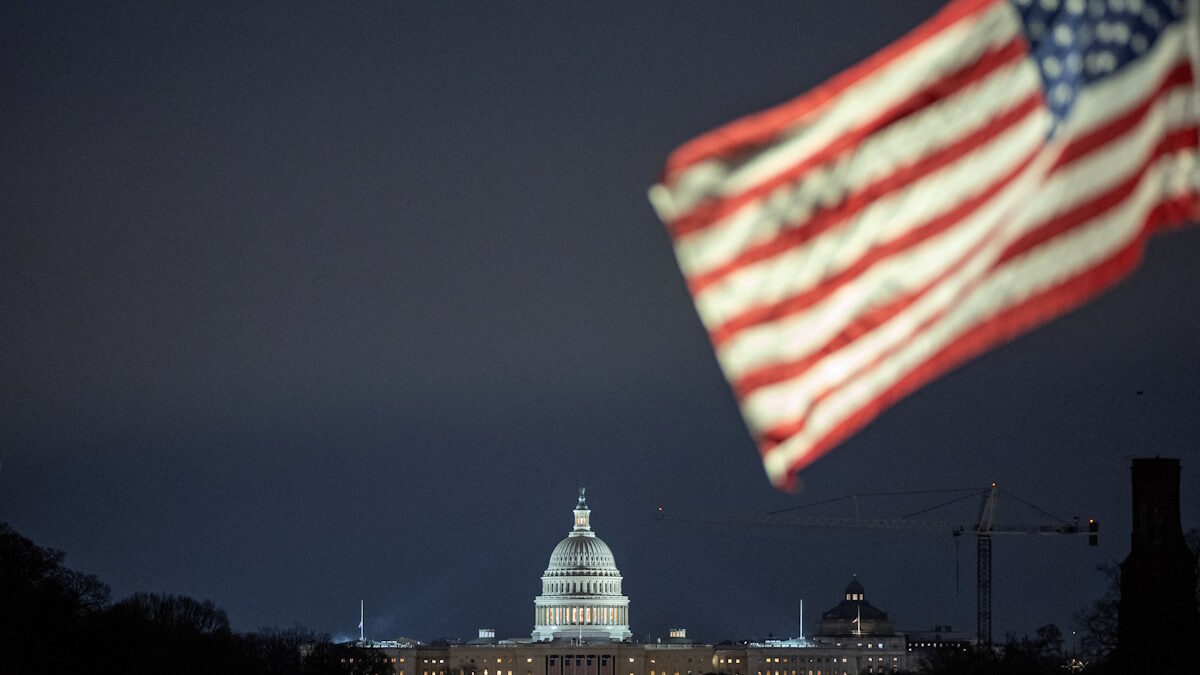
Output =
[
  {"x1": 531, "y1": 485, "x2": 631, "y2": 642},
  {"x1": 548, "y1": 535, "x2": 616, "y2": 569}
]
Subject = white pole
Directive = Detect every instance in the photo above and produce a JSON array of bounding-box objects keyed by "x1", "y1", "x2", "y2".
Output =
[{"x1": 360, "y1": 599, "x2": 365, "y2": 642}]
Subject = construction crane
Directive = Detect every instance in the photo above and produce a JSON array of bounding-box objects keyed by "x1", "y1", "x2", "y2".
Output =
[{"x1": 655, "y1": 484, "x2": 1099, "y2": 646}]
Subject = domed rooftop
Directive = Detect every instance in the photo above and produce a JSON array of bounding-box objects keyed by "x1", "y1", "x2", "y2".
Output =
[
  {"x1": 819, "y1": 574, "x2": 893, "y2": 637},
  {"x1": 543, "y1": 485, "x2": 619, "y2": 575},
  {"x1": 532, "y1": 485, "x2": 631, "y2": 642},
  {"x1": 547, "y1": 535, "x2": 616, "y2": 573}
]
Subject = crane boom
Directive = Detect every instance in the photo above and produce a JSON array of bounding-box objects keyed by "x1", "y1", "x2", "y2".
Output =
[{"x1": 653, "y1": 509, "x2": 1088, "y2": 536}]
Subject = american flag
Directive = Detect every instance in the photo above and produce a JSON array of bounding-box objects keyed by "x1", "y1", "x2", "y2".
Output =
[{"x1": 649, "y1": 0, "x2": 1200, "y2": 488}]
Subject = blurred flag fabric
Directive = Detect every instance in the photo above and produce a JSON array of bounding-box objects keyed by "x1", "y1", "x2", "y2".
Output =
[{"x1": 649, "y1": 0, "x2": 1199, "y2": 489}]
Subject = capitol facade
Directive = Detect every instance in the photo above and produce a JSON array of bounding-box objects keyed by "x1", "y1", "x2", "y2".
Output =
[{"x1": 532, "y1": 486, "x2": 631, "y2": 641}]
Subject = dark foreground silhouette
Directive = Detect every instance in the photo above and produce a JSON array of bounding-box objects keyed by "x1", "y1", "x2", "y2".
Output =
[{"x1": 0, "y1": 522, "x2": 390, "y2": 675}]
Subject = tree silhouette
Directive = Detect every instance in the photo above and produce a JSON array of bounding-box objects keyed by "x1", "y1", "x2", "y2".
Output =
[{"x1": 1, "y1": 521, "x2": 401, "y2": 675}]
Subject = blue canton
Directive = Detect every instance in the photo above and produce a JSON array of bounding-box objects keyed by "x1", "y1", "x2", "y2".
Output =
[{"x1": 1010, "y1": 0, "x2": 1186, "y2": 129}]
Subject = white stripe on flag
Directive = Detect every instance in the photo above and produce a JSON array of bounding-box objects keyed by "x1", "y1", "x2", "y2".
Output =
[
  {"x1": 722, "y1": 82, "x2": 1196, "y2": 390},
  {"x1": 673, "y1": 58, "x2": 1043, "y2": 281},
  {"x1": 656, "y1": 1, "x2": 1020, "y2": 221},
  {"x1": 764, "y1": 149, "x2": 1199, "y2": 481},
  {"x1": 689, "y1": 22, "x2": 1193, "y2": 338},
  {"x1": 694, "y1": 96, "x2": 1050, "y2": 336},
  {"x1": 742, "y1": 85, "x2": 1197, "y2": 438}
]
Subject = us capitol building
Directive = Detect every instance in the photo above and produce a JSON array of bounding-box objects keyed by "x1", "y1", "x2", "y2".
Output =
[
  {"x1": 367, "y1": 487, "x2": 939, "y2": 675},
  {"x1": 532, "y1": 487, "x2": 631, "y2": 641}
]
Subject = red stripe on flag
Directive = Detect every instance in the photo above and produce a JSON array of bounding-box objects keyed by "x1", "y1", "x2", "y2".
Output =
[
  {"x1": 1052, "y1": 62, "x2": 1194, "y2": 171},
  {"x1": 732, "y1": 205, "x2": 1009, "y2": 400},
  {"x1": 738, "y1": 125, "x2": 1195, "y2": 402},
  {"x1": 662, "y1": 0, "x2": 1000, "y2": 178},
  {"x1": 709, "y1": 144, "x2": 1042, "y2": 346},
  {"x1": 771, "y1": 191, "x2": 1195, "y2": 490},
  {"x1": 757, "y1": 133, "x2": 1193, "y2": 449},
  {"x1": 1000, "y1": 127, "x2": 1198, "y2": 265},
  {"x1": 758, "y1": 129, "x2": 1197, "y2": 472},
  {"x1": 708, "y1": 70, "x2": 1197, "y2": 348},
  {"x1": 687, "y1": 93, "x2": 1043, "y2": 296},
  {"x1": 668, "y1": 38, "x2": 1028, "y2": 239}
]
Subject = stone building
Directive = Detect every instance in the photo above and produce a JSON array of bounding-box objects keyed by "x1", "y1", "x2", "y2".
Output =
[{"x1": 373, "y1": 636, "x2": 910, "y2": 675}]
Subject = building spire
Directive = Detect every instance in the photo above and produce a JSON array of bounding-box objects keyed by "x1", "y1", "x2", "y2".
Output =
[{"x1": 572, "y1": 483, "x2": 592, "y2": 534}]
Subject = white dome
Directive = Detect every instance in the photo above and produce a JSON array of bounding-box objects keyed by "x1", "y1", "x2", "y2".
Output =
[
  {"x1": 531, "y1": 485, "x2": 631, "y2": 642},
  {"x1": 546, "y1": 535, "x2": 616, "y2": 573}
]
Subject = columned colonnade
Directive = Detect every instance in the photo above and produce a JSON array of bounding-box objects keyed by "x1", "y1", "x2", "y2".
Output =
[{"x1": 537, "y1": 606, "x2": 628, "y2": 626}]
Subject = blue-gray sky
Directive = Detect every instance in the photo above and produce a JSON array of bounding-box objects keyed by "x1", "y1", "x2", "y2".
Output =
[{"x1": 3, "y1": 0, "x2": 1198, "y2": 645}]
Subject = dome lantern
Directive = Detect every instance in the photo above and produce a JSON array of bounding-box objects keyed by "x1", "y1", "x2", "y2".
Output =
[{"x1": 573, "y1": 484, "x2": 592, "y2": 534}]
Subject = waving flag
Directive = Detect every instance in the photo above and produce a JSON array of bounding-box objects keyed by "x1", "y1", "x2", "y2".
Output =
[{"x1": 649, "y1": 0, "x2": 1200, "y2": 488}]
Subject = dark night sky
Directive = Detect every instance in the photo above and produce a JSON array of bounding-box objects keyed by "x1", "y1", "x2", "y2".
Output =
[{"x1": 3, "y1": 0, "x2": 1198, "y2": 646}]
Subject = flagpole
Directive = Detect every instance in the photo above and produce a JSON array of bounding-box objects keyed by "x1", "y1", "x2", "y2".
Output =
[{"x1": 360, "y1": 599, "x2": 365, "y2": 642}]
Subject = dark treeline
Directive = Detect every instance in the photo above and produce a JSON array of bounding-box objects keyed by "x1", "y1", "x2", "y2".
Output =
[
  {"x1": 0, "y1": 523, "x2": 391, "y2": 675},
  {"x1": 913, "y1": 625, "x2": 1070, "y2": 675}
]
